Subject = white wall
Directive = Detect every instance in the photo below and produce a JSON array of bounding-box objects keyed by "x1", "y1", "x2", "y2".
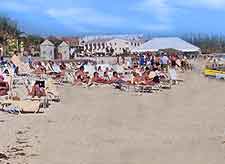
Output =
[
  {"x1": 40, "y1": 46, "x2": 55, "y2": 60},
  {"x1": 58, "y1": 46, "x2": 70, "y2": 60},
  {"x1": 84, "y1": 38, "x2": 143, "y2": 55},
  {"x1": 107, "y1": 39, "x2": 129, "y2": 54}
]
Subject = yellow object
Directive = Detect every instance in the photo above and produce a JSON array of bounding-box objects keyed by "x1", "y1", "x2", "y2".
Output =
[{"x1": 204, "y1": 68, "x2": 225, "y2": 77}]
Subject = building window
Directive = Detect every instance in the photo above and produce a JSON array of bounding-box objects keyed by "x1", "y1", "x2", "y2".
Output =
[{"x1": 114, "y1": 42, "x2": 117, "y2": 46}]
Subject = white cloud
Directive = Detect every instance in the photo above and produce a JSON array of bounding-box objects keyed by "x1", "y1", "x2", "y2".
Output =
[
  {"x1": 133, "y1": 0, "x2": 225, "y2": 32},
  {"x1": 135, "y1": 0, "x2": 171, "y2": 22},
  {"x1": 46, "y1": 8, "x2": 124, "y2": 29},
  {"x1": 135, "y1": 0, "x2": 225, "y2": 23},
  {"x1": 133, "y1": 0, "x2": 174, "y2": 32},
  {"x1": 3, "y1": 0, "x2": 224, "y2": 34}
]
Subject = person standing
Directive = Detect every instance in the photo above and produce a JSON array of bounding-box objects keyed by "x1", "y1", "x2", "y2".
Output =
[
  {"x1": 27, "y1": 52, "x2": 32, "y2": 66},
  {"x1": 161, "y1": 53, "x2": 169, "y2": 72},
  {"x1": 139, "y1": 54, "x2": 145, "y2": 66}
]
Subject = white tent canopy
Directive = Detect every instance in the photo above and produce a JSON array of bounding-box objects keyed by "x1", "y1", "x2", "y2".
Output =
[{"x1": 131, "y1": 37, "x2": 201, "y2": 53}]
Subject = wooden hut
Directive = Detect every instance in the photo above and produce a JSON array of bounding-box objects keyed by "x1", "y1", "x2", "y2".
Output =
[
  {"x1": 40, "y1": 40, "x2": 55, "y2": 60},
  {"x1": 58, "y1": 41, "x2": 70, "y2": 60}
]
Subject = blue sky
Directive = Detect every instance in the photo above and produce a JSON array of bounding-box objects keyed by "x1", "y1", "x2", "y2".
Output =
[{"x1": 0, "y1": 0, "x2": 225, "y2": 36}]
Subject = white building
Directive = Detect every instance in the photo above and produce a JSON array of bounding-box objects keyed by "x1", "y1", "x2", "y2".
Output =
[
  {"x1": 58, "y1": 41, "x2": 70, "y2": 60},
  {"x1": 40, "y1": 40, "x2": 55, "y2": 60},
  {"x1": 84, "y1": 38, "x2": 144, "y2": 55},
  {"x1": 82, "y1": 34, "x2": 144, "y2": 42}
]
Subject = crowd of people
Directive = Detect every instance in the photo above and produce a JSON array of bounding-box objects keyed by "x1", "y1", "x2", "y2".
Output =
[
  {"x1": 0, "y1": 51, "x2": 192, "y2": 100},
  {"x1": 73, "y1": 52, "x2": 191, "y2": 87}
]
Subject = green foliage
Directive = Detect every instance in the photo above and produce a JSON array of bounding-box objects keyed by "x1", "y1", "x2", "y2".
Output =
[
  {"x1": 182, "y1": 34, "x2": 225, "y2": 54},
  {"x1": 0, "y1": 16, "x2": 21, "y2": 55},
  {"x1": 0, "y1": 16, "x2": 21, "y2": 37},
  {"x1": 24, "y1": 34, "x2": 44, "y2": 48}
]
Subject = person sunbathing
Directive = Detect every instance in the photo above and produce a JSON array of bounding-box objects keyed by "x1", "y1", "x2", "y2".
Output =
[
  {"x1": 50, "y1": 62, "x2": 65, "y2": 79},
  {"x1": 74, "y1": 66, "x2": 90, "y2": 85},
  {"x1": 58, "y1": 62, "x2": 67, "y2": 77},
  {"x1": 148, "y1": 70, "x2": 161, "y2": 84},
  {"x1": 60, "y1": 62, "x2": 67, "y2": 71},
  {"x1": 91, "y1": 72, "x2": 108, "y2": 84},
  {"x1": 132, "y1": 72, "x2": 142, "y2": 85},
  {"x1": 109, "y1": 71, "x2": 127, "y2": 85},
  {"x1": 158, "y1": 71, "x2": 169, "y2": 80},
  {"x1": 103, "y1": 71, "x2": 110, "y2": 81},
  {"x1": 0, "y1": 75, "x2": 9, "y2": 96},
  {"x1": 97, "y1": 66, "x2": 103, "y2": 72},
  {"x1": 27, "y1": 81, "x2": 46, "y2": 98},
  {"x1": 141, "y1": 71, "x2": 155, "y2": 85},
  {"x1": 34, "y1": 62, "x2": 46, "y2": 75},
  {"x1": 131, "y1": 72, "x2": 151, "y2": 85}
]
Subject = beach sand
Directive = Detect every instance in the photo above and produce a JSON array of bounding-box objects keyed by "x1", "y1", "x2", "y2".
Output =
[{"x1": 0, "y1": 67, "x2": 225, "y2": 164}]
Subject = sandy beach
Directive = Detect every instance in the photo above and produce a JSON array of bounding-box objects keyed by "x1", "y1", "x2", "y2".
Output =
[
  {"x1": 2, "y1": 1, "x2": 225, "y2": 163},
  {"x1": 0, "y1": 67, "x2": 225, "y2": 164}
]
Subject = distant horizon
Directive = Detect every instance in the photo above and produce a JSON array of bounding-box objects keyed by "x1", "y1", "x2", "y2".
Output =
[{"x1": 1, "y1": 0, "x2": 225, "y2": 36}]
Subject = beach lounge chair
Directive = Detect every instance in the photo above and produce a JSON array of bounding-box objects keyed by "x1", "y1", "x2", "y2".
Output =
[
  {"x1": 0, "y1": 100, "x2": 42, "y2": 114},
  {"x1": 23, "y1": 79, "x2": 60, "y2": 103},
  {"x1": 63, "y1": 72, "x2": 75, "y2": 84},
  {"x1": 114, "y1": 83, "x2": 160, "y2": 93},
  {"x1": 135, "y1": 84, "x2": 161, "y2": 93}
]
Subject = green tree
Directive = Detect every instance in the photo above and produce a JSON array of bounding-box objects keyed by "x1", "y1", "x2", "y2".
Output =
[{"x1": 0, "y1": 16, "x2": 21, "y2": 55}]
